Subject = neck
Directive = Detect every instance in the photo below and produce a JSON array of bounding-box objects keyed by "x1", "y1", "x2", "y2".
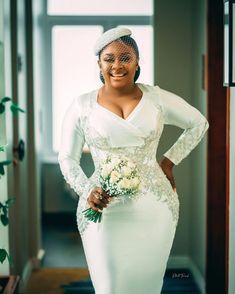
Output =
[{"x1": 102, "y1": 83, "x2": 137, "y2": 97}]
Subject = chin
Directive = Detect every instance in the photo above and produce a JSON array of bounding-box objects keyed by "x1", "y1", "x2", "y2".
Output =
[{"x1": 109, "y1": 77, "x2": 134, "y2": 88}]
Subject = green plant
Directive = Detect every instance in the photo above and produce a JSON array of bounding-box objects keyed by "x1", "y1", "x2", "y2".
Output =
[
  {"x1": 0, "y1": 198, "x2": 15, "y2": 264},
  {"x1": 0, "y1": 97, "x2": 25, "y2": 264},
  {"x1": 0, "y1": 97, "x2": 24, "y2": 115}
]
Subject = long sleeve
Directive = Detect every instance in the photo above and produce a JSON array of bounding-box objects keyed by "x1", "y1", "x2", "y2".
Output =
[
  {"x1": 58, "y1": 97, "x2": 94, "y2": 200},
  {"x1": 158, "y1": 87, "x2": 209, "y2": 165}
]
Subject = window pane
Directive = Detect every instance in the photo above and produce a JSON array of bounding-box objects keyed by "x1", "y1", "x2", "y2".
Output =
[
  {"x1": 48, "y1": 0, "x2": 153, "y2": 16},
  {"x1": 52, "y1": 26, "x2": 103, "y2": 152},
  {"x1": 119, "y1": 25, "x2": 153, "y2": 85}
]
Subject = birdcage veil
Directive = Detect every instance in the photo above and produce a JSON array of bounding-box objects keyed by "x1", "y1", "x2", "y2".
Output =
[{"x1": 94, "y1": 27, "x2": 141, "y2": 83}]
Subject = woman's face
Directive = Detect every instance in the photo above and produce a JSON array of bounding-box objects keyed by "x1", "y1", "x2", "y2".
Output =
[{"x1": 98, "y1": 41, "x2": 139, "y2": 89}]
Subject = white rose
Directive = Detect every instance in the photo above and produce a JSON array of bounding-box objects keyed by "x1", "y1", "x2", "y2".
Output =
[
  {"x1": 118, "y1": 178, "x2": 131, "y2": 189},
  {"x1": 131, "y1": 177, "x2": 140, "y2": 189},
  {"x1": 110, "y1": 170, "x2": 121, "y2": 183},
  {"x1": 127, "y1": 161, "x2": 135, "y2": 169},
  {"x1": 121, "y1": 166, "x2": 132, "y2": 177}
]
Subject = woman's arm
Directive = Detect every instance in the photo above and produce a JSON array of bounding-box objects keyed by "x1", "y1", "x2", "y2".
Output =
[
  {"x1": 159, "y1": 88, "x2": 209, "y2": 165},
  {"x1": 58, "y1": 97, "x2": 95, "y2": 200}
]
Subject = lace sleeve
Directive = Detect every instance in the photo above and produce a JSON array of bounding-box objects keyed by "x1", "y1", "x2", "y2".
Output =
[
  {"x1": 158, "y1": 87, "x2": 209, "y2": 165},
  {"x1": 58, "y1": 97, "x2": 95, "y2": 200}
]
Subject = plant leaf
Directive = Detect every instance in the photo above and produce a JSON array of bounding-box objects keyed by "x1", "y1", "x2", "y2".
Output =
[
  {"x1": 10, "y1": 103, "x2": 25, "y2": 115},
  {"x1": 6, "y1": 197, "x2": 16, "y2": 206},
  {"x1": 0, "y1": 248, "x2": 7, "y2": 263},
  {"x1": 0, "y1": 161, "x2": 11, "y2": 176},
  {"x1": 6, "y1": 251, "x2": 13, "y2": 266},
  {"x1": 0, "y1": 103, "x2": 5, "y2": 114},
  {"x1": 1, "y1": 97, "x2": 11, "y2": 103},
  {"x1": 0, "y1": 164, "x2": 5, "y2": 176},
  {"x1": 1, "y1": 160, "x2": 11, "y2": 166},
  {"x1": 1, "y1": 214, "x2": 9, "y2": 226}
]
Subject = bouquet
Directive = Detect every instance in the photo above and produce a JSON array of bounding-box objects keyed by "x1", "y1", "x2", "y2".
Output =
[{"x1": 82, "y1": 155, "x2": 141, "y2": 223}]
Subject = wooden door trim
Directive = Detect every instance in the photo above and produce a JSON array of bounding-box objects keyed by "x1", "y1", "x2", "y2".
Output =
[{"x1": 206, "y1": 0, "x2": 230, "y2": 293}]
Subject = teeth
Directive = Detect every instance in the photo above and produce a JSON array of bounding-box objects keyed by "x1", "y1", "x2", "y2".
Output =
[{"x1": 112, "y1": 74, "x2": 125, "y2": 77}]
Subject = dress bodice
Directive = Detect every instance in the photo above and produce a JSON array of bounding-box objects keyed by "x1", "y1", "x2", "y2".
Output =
[{"x1": 58, "y1": 83, "x2": 209, "y2": 234}]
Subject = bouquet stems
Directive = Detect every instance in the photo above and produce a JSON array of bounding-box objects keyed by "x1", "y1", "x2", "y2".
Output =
[{"x1": 82, "y1": 207, "x2": 103, "y2": 223}]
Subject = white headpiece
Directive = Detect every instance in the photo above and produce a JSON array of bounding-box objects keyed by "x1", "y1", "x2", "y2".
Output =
[{"x1": 94, "y1": 27, "x2": 132, "y2": 56}]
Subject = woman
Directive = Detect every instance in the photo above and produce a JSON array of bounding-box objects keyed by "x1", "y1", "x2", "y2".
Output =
[{"x1": 58, "y1": 27, "x2": 209, "y2": 294}]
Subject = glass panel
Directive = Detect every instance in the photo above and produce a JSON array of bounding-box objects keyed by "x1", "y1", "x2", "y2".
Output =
[
  {"x1": 52, "y1": 26, "x2": 103, "y2": 152},
  {"x1": 48, "y1": 0, "x2": 153, "y2": 16},
  {"x1": 119, "y1": 25, "x2": 154, "y2": 85},
  {"x1": 224, "y1": 2, "x2": 229, "y2": 84}
]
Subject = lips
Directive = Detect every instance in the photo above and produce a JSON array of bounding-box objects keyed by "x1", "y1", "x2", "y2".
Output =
[{"x1": 110, "y1": 73, "x2": 127, "y2": 78}]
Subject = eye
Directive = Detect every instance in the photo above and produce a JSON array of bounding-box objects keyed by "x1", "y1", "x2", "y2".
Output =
[
  {"x1": 104, "y1": 58, "x2": 114, "y2": 63},
  {"x1": 119, "y1": 54, "x2": 132, "y2": 63}
]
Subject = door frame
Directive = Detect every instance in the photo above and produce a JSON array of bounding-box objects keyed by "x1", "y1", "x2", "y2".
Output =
[{"x1": 206, "y1": 0, "x2": 230, "y2": 293}]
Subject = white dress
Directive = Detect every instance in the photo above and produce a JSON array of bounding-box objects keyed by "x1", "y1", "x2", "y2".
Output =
[{"x1": 58, "y1": 83, "x2": 209, "y2": 294}]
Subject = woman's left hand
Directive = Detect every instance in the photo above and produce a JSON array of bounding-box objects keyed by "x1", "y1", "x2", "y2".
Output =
[{"x1": 160, "y1": 157, "x2": 176, "y2": 192}]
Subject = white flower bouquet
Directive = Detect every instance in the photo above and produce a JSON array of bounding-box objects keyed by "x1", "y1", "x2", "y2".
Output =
[{"x1": 82, "y1": 155, "x2": 141, "y2": 223}]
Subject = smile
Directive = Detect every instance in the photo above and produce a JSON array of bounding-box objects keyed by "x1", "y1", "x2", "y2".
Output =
[{"x1": 110, "y1": 73, "x2": 127, "y2": 78}]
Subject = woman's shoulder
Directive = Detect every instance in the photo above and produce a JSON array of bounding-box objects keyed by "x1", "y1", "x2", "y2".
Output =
[
  {"x1": 137, "y1": 83, "x2": 162, "y2": 104},
  {"x1": 74, "y1": 89, "x2": 96, "y2": 107},
  {"x1": 71, "y1": 89, "x2": 98, "y2": 116},
  {"x1": 137, "y1": 82, "x2": 162, "y2": 96}
]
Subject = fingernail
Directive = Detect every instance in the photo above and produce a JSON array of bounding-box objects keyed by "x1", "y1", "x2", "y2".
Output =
[{"x1": 98, "y1": 209, "x2": 102, "y2": 213}]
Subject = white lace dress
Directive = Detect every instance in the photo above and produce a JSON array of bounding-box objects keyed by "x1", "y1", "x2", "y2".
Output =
[{"x1": 58, "y1": 83, "x2": 209, "y2": 294}]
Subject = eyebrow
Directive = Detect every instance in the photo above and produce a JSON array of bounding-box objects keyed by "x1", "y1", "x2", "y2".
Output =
[{"x1": 103, "y1": 52, "x2": 132, "y2": 57}]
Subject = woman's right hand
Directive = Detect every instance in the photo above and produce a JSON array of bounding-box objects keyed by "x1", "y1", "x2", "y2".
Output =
[{"x1": 87, "y1": 187, "x2": 112, "y2": 212}]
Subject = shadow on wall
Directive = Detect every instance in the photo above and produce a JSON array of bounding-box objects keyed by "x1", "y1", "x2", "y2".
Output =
[{"x1": 42, "y1": 153, "x2": 94, "y2": 213}]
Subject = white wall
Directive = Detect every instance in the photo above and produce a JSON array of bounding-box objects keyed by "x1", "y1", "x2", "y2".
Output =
[
  {"x1": 155, "y1": 0, "x2": 201, "y2": 256},
  {"x1": 190, "y1": 0, "x2": 208, "y2": 279},
  {"x1": 154, "y1": 0, "x2": 208, "y2": 290}
]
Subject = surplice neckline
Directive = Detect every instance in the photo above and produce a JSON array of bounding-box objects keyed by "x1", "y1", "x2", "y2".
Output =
[{"x1": 94, "y1": 83, "x2": 145, "y2": 122}]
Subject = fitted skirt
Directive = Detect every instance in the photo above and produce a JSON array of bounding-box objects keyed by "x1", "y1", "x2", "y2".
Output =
[{"x1": 80, "y1": 192, "x2": 178, "y2": 294}]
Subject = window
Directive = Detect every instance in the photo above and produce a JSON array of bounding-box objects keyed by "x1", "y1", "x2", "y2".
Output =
[
  {"x1": 48, "y1": 0, "x2": 153, "y2": 16},
  {"x1": 52, "y1": 26, "x2": 103, "y2": 151},
  {"x1": 43, "y1": 1, "x2": 154, "y2": 157}
]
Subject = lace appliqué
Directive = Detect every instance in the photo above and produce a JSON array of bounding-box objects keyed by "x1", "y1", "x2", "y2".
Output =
[
  {"x1": 58, "y1": 155, "x2": 92, "y2": 199},
  {"x1": 164, "y1": 120, "x2": 209, "y2": 165}
]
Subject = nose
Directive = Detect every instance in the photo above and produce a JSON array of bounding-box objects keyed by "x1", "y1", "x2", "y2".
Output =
[{"x1": 112, "y1": 58, "x2": 123, "y2": 69}]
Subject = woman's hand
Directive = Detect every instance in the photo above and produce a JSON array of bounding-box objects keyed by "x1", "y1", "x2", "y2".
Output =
[
  {"x1": 160, "y1": 157, "x2": 176, "y2": 192},
  {"x1": 87, "y1": 187, "x2": 112, "y2": 212}
]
